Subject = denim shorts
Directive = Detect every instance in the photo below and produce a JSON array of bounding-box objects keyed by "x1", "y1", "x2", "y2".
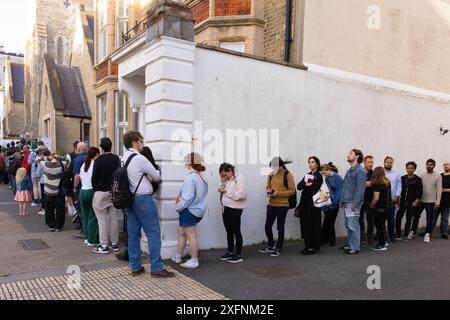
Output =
[{"x1": 179, "y1": 209, "x2": 202, "y2": 227}]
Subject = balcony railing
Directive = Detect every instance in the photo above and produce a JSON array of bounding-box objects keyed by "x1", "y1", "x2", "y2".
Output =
[
  {"x1": 95, "y1": 59, "x2": 118, "y2": 82},
  {"x1": 122, "y1": 16, "x2": 149, "y2": 45}
]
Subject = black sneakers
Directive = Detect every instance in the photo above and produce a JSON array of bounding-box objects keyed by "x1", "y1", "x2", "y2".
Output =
[
  {"x1": 92, "y1": 245, "x2": 110, "y2": 254},
  {"x1": 227, "y1": 255, "x2": 244, "y2": 263},
  {"x1": 220, "y1": 252, "x2": 234, "y2": 261},
  {"x1": 270, "y1": 249, "x2": 281, "y2": 257},
  {"x1": 258, "y1": 246, "x2": 275, "y2": 254}
]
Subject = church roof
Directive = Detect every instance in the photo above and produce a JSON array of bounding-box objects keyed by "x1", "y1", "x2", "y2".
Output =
[
  {"x1": 44, "y1": 54, "x2": 91, "y2": 119},
  {"x1": 10, "y1": 63, "x2": 24, "y2": 103}
]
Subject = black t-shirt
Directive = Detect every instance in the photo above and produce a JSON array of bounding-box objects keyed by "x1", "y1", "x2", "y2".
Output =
[
  {"x1": 371, "y1": 183, "x2": 392, "y2": 209},
  {"x1": 441, "y1": 174, "x2": 450, "y2": 208},
  {"x1": 92, "y1": 153, "x2": 121, "y2": 192},
  {"x1": 364, "y1": 170, "x2": 374, "y2": 202}
]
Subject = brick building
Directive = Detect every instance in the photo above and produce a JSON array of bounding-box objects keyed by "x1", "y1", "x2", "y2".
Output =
[{"x1": 185, "y1": 0, "x2": 305, "y2": 64}]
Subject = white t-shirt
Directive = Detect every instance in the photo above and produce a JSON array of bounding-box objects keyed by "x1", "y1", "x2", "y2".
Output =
[{"x1": 80, "y1": 161, "x2": 94, "y2": 190}]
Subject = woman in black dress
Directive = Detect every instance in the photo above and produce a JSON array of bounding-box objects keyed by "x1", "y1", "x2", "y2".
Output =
[{"x1": 297, "y1": 156, "x2": 323, "y2": 255}]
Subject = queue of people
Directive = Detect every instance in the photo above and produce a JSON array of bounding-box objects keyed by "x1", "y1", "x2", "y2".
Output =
[{"x1": 1, "y1": 135, "x2": 449, "y2": 277}]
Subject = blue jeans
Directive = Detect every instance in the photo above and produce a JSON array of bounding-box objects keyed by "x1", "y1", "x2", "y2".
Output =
[
  {"x1": 344, "y1": 205, "x2": 361, "y2": 251},
  {"x1": 125, "y1": 195, "x2": 164, "y2": 273}
]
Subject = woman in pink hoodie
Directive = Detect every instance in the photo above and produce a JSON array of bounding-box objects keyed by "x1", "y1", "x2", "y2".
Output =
[{"x1": 218, "y1": 163, "x2": 247, "y2": 263}]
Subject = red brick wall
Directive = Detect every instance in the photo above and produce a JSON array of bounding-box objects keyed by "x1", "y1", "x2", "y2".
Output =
[
  {"x1": 192, "y1": 0, "x2": 210, "y2": 24},
  {"x1": 215, "y1": 0, "x2": 251, "y2": 16}
]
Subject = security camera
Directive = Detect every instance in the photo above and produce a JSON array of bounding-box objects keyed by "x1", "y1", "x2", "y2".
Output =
[{"x1": 440, "y1": 126, "x2": 449, "y2": 135}]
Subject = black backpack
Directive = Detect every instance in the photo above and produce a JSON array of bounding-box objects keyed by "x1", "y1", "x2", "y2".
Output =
[
  {"x1": 283, "y1": 170, "x2": 298, "y2": 209},
  {"x1": 58, "y1": 161, "x2": 72, "y2": 197},
  {"x1": 110, "y1": 154, "x2": 145, "y2": 210}
]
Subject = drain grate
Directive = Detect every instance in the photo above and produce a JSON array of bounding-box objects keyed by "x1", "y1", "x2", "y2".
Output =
[{"x1": 18, "y1": 239, "x2": 50, "y2": 250}]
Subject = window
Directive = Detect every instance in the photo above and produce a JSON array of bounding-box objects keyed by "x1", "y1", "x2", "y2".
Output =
[
  {"x1": 115, "y1": 91, "x2": 129, "y2": 155},
  {"x1": 83, "y1": 123, "x2": 90, "y2": 145},
  {"x1": 220, "y1": 42, "x2": 245, "y2": 53},
  {"x1": 57, "y1": 37, "x2": 64, "y2": 64},
  {"x1": 44, "y1": 119, "x2": 50, "y2": 137},
  {"x1": 98, "y1": 0, "x2": 108, "y2": 60},
  {"x1": 98, "y1": 95, "x2": 107, "y2": 138},
  {"x1": 116, "y1": 0, "x2": 129, "y2": 48}
]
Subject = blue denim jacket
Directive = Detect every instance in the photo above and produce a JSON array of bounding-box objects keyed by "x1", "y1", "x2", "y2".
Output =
[
  {"x1": 17, "y1": 174, "x2": 33, "y2": 192},
  {"x1": 341, "y1": 164, "x2": 366, "y2": 208},
  {"x1": 324, "y1": 173, "x2": 344, "y2": 211}
]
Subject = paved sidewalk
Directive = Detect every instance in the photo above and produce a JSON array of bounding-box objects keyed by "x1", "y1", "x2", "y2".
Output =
[
  {"x1": 0, "y1": 184, "x2": 225, "y2": 300},
  {"x1": 0, "y1": 265, "x2": 225, "y2": 300}
]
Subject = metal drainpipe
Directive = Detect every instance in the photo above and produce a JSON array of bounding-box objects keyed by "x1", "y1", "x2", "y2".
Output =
[{"x1": 284, "y1": 0, "x2": 293, "y2": 63}]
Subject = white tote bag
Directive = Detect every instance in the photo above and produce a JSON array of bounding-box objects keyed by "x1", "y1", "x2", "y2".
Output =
[{"x1": 312, "y1": 178, "x2": 332, "y2": 208}]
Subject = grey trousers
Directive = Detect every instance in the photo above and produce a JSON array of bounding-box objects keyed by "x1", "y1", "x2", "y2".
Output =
[{"x1": 93, "y1": 191, "x2": 119, "y2": 246}]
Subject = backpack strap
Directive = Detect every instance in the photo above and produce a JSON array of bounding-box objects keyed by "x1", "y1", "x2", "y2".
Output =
[
  {"x1": 124, "y1": 153, "x2": 138, "y2": 168},
  {"x1": 283, "y1": 170, "x2": 289, "y2": 190},
  {"x1": 124, "y1": 153, "x2": 146, "y2": 195}
]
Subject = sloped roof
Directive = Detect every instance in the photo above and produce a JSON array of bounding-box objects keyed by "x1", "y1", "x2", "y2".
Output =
[
  {"x1": 44, "y1": 54, "x2": 91, "y2": 119},
  {"x1": 55, "y1": 65, "x2": 91, "y2": 118},
  {"x1": 10, "y1": 63, "x2": 24, "y2": 103}
]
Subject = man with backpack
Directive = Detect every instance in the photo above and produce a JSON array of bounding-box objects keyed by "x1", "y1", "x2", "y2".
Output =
[
  {"x1": 115, "y1": 131, "x2": 173, "y2": 278},
  {"x1": 91, "y1": 138, "x2": 121, "y2": 254}
]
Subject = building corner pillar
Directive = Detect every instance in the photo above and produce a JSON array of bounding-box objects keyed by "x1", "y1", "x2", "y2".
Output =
[{"x1": 142, "y1": 0, "x2": 196, "y2": 259}]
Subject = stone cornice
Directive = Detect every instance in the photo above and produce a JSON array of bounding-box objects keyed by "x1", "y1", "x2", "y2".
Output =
[{"x1": 195, "y1": 16, "x2": 265, "y2": 33}]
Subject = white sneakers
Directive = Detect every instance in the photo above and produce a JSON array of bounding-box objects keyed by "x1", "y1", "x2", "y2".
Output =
[
  {"x1": 180, "y1": 258, "x2": 199, "y2": 269},
  {"x1": 37, "y1": 210, "x2": 45, "y2": 216},
  {"x1": 424, "y1": 233, "x2": 431, "y2": 243},
  {"x1": 407, "y1": 231, "x2": 415, "y2": 240},
  {"x1": 171, "y1": 254, "x2": 182, "y2": 264}
]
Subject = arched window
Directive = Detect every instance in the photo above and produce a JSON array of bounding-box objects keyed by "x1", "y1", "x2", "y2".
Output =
[{"x1": 57, "y1": 37, "x2": 64, "y2": 65}]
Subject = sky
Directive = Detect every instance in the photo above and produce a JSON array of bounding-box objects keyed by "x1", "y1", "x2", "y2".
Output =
[{"x1": 0, "y1": 0, "x2": 36, "y2": 54}]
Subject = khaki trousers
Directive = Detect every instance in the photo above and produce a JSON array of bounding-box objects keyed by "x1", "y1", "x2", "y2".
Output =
[{"x1": 93, "y1": 191, "x2": 119, "y2": 246}]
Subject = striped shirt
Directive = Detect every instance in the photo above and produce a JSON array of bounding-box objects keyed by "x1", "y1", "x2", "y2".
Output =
[{"x1": 43, "y1": 160, "x2": 67, "y2": 196}]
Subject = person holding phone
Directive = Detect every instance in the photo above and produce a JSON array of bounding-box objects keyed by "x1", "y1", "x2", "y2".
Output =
[{"x1": 259, "y1": 157, "x2": 295, "y2": 257}]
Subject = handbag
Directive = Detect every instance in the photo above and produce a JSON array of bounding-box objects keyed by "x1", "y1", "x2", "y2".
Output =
[
  {"x1": 294, "y1": 206, "x2": 301, "y2": 218},
  {"x1": 313, "y1": 178, "x2": 332, "y2": 208}
]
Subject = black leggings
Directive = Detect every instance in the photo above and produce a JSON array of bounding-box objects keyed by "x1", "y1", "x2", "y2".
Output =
[
  {"x1": 372, "y1": 208, "x2": 387, "y2": 247},
  {"x1": 321, "y1": 208, "x2": 339, "y2": 246},
  {"x1": 223, "y1": 207, "x2": 243, "y2": 255}
]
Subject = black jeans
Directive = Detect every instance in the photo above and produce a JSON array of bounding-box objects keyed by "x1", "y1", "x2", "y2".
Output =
[
  {"x1": 223, "y1": 207, "x2": 243, "y2": 255},
  {"x1": 387, "y1": 202, "x2": 396, "y2": 239},
  {"x1": 321, "y1": 208, "x2": 339, "y2": 246},
  {"x1": 265, "y1": 205, "x2": 289, "y2": 250},
  {"x1": 45, "y1": 195, "x2": 66, "y2": 230},
  {"x1": 361, "y1": 203, "x2": 375, "y2": 241},
  {"x1": 395, "y1": 202, "x2": 419, "y2": 237},
  {"x1": 417, "y1": 203, "x2": 438, "y2": 234},
  {"x1": 40, "y1": 184, "x2": 45, "y2": 210},
  {"x1": 372, "y1": 208, "x2": 387, "y2": 247}
]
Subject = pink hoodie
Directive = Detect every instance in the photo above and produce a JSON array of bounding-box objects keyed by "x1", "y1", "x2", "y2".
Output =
[{"x1": 221, "y1": 169, "x2": 247, "y2": 209}]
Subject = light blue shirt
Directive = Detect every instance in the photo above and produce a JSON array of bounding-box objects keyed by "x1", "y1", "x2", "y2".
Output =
[
  {"x1": 386, "y1": 169, "x2": 402, "y2": 199},
  {"x1": 176, "y1": 171, "x2": 208, "y2": 218}
]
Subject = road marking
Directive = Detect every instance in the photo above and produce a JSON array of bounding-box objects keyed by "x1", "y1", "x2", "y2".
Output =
[{"x1": 0, "y1": 202, "x2": 17, "y2": 206}]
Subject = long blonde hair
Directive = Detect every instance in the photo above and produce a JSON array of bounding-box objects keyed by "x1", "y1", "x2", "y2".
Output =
[{"x1": 15, "y1": 167, "x2": 27, "y2": 184}]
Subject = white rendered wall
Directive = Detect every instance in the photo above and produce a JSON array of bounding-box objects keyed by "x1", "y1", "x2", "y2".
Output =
[{"x1": 192, "y1": 47, "x2": 450, "y2": 250}]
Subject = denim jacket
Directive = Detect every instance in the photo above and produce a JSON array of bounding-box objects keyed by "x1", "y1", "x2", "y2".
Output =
[
  {"x1": 323, "y1": 173, "x2": 344, "y2": 211},
  {"x1": 17, "y1": 174, "x2": 33, "y2": 192},
  {"x1": 341, "y1": 164, "x2": 366, "y2": 208}
]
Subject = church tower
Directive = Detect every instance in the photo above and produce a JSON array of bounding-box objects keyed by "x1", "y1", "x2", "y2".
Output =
[{"x1": 24, "y1": 0, "x2": 93, "y2": 139}]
